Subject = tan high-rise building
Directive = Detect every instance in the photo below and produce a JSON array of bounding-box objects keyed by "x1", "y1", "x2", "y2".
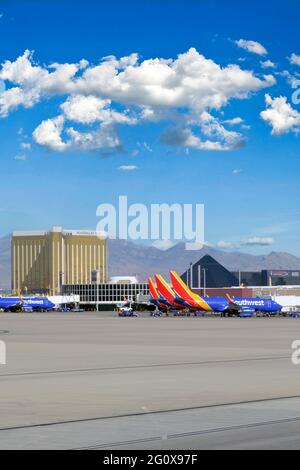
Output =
[{"x1": 11, "y1": 227, "x2": 107, "y2": 295}]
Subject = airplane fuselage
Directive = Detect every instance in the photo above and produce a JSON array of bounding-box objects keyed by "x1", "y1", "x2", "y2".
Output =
[{"x1": 0, "y1": 296, "x2": 55, "y2": 312}]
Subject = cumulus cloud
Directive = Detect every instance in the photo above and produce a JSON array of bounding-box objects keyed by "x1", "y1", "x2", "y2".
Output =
[
  {"x1": 289, "y1": 53, "x2": 300, "y2": 66},
  {"x1": 66, "y1": 123, "x2": 121, "y2": 151},
  {"x1": 161, "y1": 112, "x2": 246, "y2": 151},
  {"x1": 0, "y1": 86, "x2": 40, "y2": 116},
  {"x1": 260, "y1": 94, "x2": 300, "y2": 135},
  {"x1": 160, "y1": 126, "x2": 226, "y2": 151},
  {"x1": 235, "y1": 39, "x2": 268, "y2": 56},
  {"x1": 0, "y1": 48, "x2": 275, "y2": 113},
  {"x1": 33, "y1": 114, "x2": 121, "y2": 152},
  {"x1": 60, "y1": 94, "x2": 136, "y2": 125},
  {"x1": 0, "y1": 48, "x2": 276, "y2": 152},
  {"x1": 33, "y1": 116, "x2": 68, "y2": 151},
  {"x1": 260, "y1": 60, "x2": 276, "y2": 68}
]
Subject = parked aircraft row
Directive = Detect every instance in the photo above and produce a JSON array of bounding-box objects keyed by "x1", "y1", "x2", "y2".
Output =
[{"x1": 148, "y1": 271, "x2": 282, "y2": 317}]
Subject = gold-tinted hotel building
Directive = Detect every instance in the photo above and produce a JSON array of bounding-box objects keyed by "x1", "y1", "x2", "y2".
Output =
[{"x1": 12, "y1": 227, "x2": 107, "y2": 295}]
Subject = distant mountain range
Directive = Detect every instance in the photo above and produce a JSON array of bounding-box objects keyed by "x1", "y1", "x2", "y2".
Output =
[
  {"x1": 1, "y1": 234, "x2": 300, "y2": 289},
  {"x1": 107, "y1": 239, "x2": 300, "y2": 281}
]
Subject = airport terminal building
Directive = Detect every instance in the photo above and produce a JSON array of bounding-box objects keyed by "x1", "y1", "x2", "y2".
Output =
[
  {"x1": 11, "y1": 227, "x2": 107, "y2": 295},
  {"x1": 62, "y1": 279, "x2": 149, "y2": 310}
]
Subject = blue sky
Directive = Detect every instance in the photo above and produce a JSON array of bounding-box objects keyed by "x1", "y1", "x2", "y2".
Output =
[{"x1": 0, "y1": 0, "x2": 299, "y2": 255}]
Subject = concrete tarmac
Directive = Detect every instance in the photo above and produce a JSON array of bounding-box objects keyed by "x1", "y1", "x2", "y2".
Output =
[{"x1": 0, "y1": 312, "x2": 300, "y2": 449}]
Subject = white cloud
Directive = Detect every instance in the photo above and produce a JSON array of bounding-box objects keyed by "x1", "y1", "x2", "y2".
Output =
[
  {"x1": 118, "y1": 165, "x2": 138, "y2": 171},
  {"x1": 160, "y1": 126, "x2": 222, "y2": 150},
  {"x1": 243, "y1": 236, "x2": 274, "y2": 246},
  {"x1": 20, "y1": 142, "x2": 31, "y2": 150},
  {"x1": 162, "y1": 112, "x2": 245, "y2": 151},
  {"x1": 32, "y1": 114, "x2": 121, "y2": 152},
  {"x1": 0, "y1": 48, "x2": 276, "y2": 152},
  {"x1": 289, "y1": 53, "x2": 300, "y2": 66},
  {"x1": 61, "y1": 95, "x2": 109, "y2": 124},
  {"x1": 0, "y1": 50, "x2": 84, "y2": 116},
  {"x1": 260, "y1": 94, "x2": 300, "y2": 135},
  {"x1": 66, "y1": 123, "x2": 121, "y2": 151},
  {"x1": 235, "y1": 39, "x2": 267, "y2": 56},
  {"x1": 232, "y1": 168, "x2": 243, "y2": 175},
  {"x1": 223, "y1": 117, "x2": 244, "y2": 125},
  {"x1": 0, "y1": 48, "x2": 275, "y2": 114},
  {"x1": 217, "y1": 236, "x2": 275, "y2": 250},
  {"x1": 14, "y1": 154, "x2": 27, "y2": 161},
  {"x1": 260, "y1": 60, "x2": 276, "y2": 68},
  {"x1": 60, "y1": 94, "x2": 136, "y2": 125},
  {"x1": 33, "y1": 115, "x2": 68, "y2": 151},
  {"x1": 0, "y1": 86, "x2": 40, "y2": 116}
]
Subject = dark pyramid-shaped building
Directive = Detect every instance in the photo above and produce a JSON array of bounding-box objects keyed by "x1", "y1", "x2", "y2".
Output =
[{"x1": 181, "y1": 255, "x2": 238, "y2": 288}]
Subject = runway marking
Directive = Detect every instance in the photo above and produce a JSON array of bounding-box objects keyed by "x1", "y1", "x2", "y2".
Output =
[
  {"x1": 76, "y1": 415, "x2": 300, "y2": 449},
  {"x1": 0, "y1": 355, "x2": 290, "y2": 378},
  {"x1": 1, "y1": 394, "x2": 300, "y2": 433}
]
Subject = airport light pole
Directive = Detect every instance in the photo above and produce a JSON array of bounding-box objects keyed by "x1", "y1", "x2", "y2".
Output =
[{"x1": 203, "y1": 268, "x2": 207, "y2": 297}]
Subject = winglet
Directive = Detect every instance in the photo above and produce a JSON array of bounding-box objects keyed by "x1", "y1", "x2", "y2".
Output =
[{"x1": 226, "y1": 293, "x2": 234, "y2": 303}]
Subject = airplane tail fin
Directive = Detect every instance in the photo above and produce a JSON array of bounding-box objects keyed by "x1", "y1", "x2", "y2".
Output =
[
  {"x1": 155, "y1": 274, "x2": 176, "y2": 300},
  {"x1": 169, "y1": 270, "x2": 195, "y2": 300},
  {"x1": 148, "y1": 277, "x2": 160, "y2": 299}
]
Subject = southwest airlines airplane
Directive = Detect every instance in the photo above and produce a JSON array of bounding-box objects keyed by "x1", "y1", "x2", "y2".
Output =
[
  {"x1": 169, "y1": 271, "x2": 282, "y2": 316},
  {"x1": 0, "y1": 295, "x2": 55, "y2": 312},
  {"x1": 225, "y1": 293, "x2": 282, "y2": 316}
]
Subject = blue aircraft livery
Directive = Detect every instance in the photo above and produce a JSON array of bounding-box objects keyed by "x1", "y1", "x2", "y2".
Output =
[
  {"x1": 0, "y1": 296, "x2": 55, "y2": 312},
  {"x1": 226, "y1": 294, "x2": 282, "y2": 316},
  {"x1": 169, "y1": 271, "x2": 282, "y2": 316}
]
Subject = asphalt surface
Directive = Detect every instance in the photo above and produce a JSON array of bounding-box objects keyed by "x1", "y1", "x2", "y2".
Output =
[{"x1": 0, "y1": 312, "x2": 300, "y2": 449}]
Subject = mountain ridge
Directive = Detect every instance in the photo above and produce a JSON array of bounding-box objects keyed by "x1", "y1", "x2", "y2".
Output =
[{"x1": 1, "y1": 234, "x2": 300, "y2": 289}]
